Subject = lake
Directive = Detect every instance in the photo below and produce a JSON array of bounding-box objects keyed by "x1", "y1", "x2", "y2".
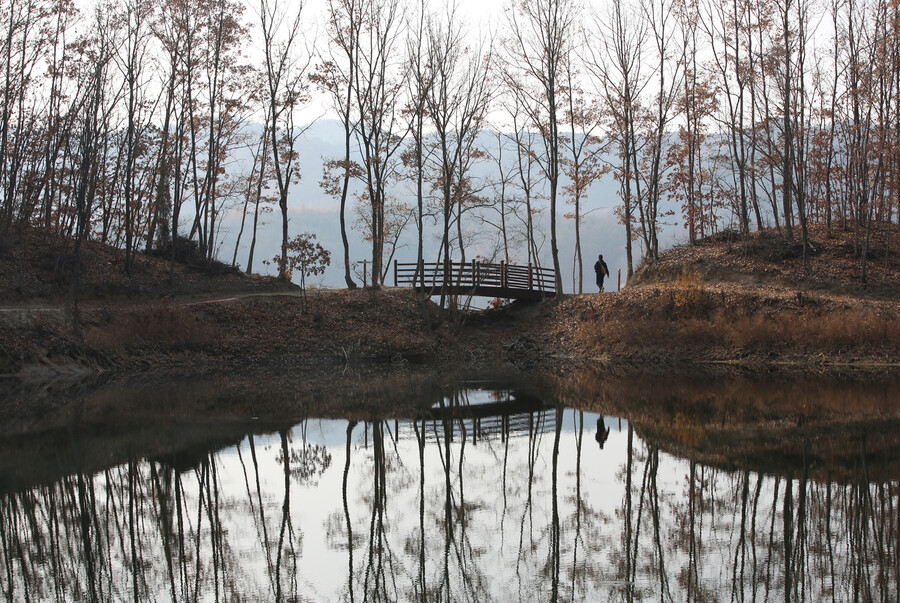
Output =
[{"x1": 0, "y1": 369, "x2": 898, "y2": 601}]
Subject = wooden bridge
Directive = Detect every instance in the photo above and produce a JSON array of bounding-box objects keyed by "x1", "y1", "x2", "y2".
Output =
[{"x1": 392, "y1": 260, "x2": 557, "y2": 300}]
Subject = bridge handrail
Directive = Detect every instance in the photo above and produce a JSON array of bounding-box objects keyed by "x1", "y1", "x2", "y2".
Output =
[{"x1": 393, "y1": 260, "x2": 557, "y2": 295}]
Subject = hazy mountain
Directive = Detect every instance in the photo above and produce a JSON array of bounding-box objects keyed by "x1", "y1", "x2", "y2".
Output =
[{"x1": 212, "y1": 120, "x2": 687, "y2": 294}]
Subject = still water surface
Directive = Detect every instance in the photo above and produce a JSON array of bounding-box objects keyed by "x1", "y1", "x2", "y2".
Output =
[{"x1": 1, "y1": 375, "x2": 898, "y2": 602}]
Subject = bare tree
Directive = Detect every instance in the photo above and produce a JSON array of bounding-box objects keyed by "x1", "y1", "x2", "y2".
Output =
[
  {"x1": 257, "y1": 0, "x2": 311, "y2": 279},
  {"x1": 403, "y1": 0, "x2": 431, "y2": 289},
  {"x1": 561, "y1": 63, "x2": 606, "y2": 292},
  {"x1": 0, "y1": 0, "x2": 57, "y2": 236},
  {"x1": 507, "y1": 97, "x2": 545, "y2": 268},
  {"x1": 352, "y1": 0, "x2": 408, "y2": 287},
  {"x1": 66, "y1": 5, "x2": 119, "y2": 331},
  {"x1": 114, "y1": 0, "x2": 153, "y2": 275},
  {"x1": 636, "y1": 0, "x2": 682, "y2": 261},
  {"x1": 318, "y1": 0, "x2": 365, "y2": 288},
  {"x1": 245, "y1": 117, "x2": 275, "y2": 274},
  {"x1": 482, "y1": 131, "x2": 519, "y2": 264},
  {"x1": 153, "y1": 0, "x2": 189, "y2": 279},
  {"x1": 668, "y1": 0, "x2": 719, "y2": 244},
  {"x1": 423, "y1": 4, "x2": 494, "y2": 309},
  {"x1": 699, "y1": 0, "x2": 754, "y2": 237},
  {"x1": 585, "y1": 0, "x2": 648, "y2": 279},
  {"x1": 503, "y1": 0, "x2": 578, "y2": 295}
]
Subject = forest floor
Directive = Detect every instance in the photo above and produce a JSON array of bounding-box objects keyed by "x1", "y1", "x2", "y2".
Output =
[{"x1": 1, "y1": 222, "x2": 899, "y2": 377}]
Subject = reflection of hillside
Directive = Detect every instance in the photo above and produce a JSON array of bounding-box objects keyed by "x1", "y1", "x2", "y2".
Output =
[
  {"x1": 0, "y1": 369, "x2": 444, "y2": 493},
  {"x1": 0, "y1": 369, "x2": 555, "y2": 492},
  {"x1": 0, "y1": 368, "x2": 447, "y2": 430},
  {"x1": 556, "y1": 369, "x2": 899, "y2": 425},
  {"x1": 2, "y1": 397, "x2": 900, "y2": 600},
  {"x1": 636, "y1": 418, "x2": 900, "y2": 483},
  {"x1": 3, "y1": 368, "x2": 900, "y2": 493},
  {"x1": 553, "y1": 369, "x2": 900, "y2": 481},
  {"x1": 0, "y1": 416, "x2": 290, "y2": 494}
]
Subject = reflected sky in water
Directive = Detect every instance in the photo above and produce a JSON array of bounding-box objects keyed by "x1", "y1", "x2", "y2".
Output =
[{"x1": 1, "y1": 381, "x2": 898, "y2": 602}]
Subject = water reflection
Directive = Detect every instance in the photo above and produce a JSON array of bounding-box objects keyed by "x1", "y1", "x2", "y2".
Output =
[{"x1": 0, "y1": 378, "x2": 899, "y2": 601}]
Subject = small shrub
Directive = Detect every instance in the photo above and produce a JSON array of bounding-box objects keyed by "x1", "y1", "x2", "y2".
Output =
[
  {"x1": 673, "y1": 271, "x2": 706, "y2": 315},
  {"x1": 149, "y1": 236, "x2": 202, "y2": 263},
  {"x1": 265, "y1": 233, "x2": 330, "y2": 289},
  {"x1": 41, "y1": 252, "x2": 76, "y2": 283},
  {"x1": 0, "y1": 236, "x2": 16, "y2": 258}
]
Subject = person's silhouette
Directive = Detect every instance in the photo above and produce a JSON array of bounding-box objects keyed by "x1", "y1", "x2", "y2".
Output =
[{"x1": 595, "y1": 416, "x2": 611, "y2": 449}]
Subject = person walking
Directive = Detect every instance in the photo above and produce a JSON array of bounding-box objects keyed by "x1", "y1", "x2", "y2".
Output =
[{"x1": 593, "y1": 254, "x2": 609, "y2": 292}]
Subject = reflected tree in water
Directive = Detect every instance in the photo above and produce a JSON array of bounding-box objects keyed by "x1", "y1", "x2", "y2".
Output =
[{"x1": 2, "y1": 410, "x2": 900, "y2": 601}]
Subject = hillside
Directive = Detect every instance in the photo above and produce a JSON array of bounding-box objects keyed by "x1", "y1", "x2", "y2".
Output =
[
  {"x1": 513, "y1": 222, "x2": 900, "y2": 367},
  {"x1": 1, "y1": 224, "x2": 899, "y2": 375},
  {"x1": 629, "y1": 222, "x2": 900, "y2": 295},
  {"x1": 0, "y1": 229, "x2": 296, "y2": 303},
  {"x1": 0, "y1": 229, "x2": 467, "y2": 374}
]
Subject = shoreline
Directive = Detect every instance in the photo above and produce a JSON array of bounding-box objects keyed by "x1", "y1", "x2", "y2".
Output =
[
  {"x1": 2, "y1": 285, "x2": 899, "y2": 379},
  {"x1": 2, "y1": 224, "x2": 898, "y2": 380}
]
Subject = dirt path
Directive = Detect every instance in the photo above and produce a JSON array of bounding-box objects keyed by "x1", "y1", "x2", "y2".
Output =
[
  {"x1": 178, "y1": 290, "x2": 310, "y2": 306},
  {"x1": 0, "y1": 290, "x2": 313, "y2": 314}
]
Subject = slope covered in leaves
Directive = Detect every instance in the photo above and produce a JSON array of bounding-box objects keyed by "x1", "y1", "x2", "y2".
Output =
[{"x1": 514, "y1": 224, "x2": 900, "y2": 366}]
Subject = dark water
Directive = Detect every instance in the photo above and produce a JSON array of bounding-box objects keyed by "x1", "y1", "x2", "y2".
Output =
[{"x1": 1, "y1": 373, "x2": 899, "y2": 602}]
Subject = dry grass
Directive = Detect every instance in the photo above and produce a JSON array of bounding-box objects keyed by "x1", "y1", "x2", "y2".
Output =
[
  {"x1": 719, "y1": 310, "x2": 900, "y2": 351},
  {"x1": 528, "y1": 280, "x2": 900, "y2": 364},
  {"x1": 84, "y1": 302, "x2": 221, "y2": 353}
]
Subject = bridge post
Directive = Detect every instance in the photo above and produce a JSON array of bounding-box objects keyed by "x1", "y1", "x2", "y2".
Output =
[
  {"x1": 472, "y1": 259, "x2": 476, "y2": 286},
  {"x1": 363, "y1": 260, "x2": 367, "y2": 288},
  {"x1": 528, "y1": 263, "x2": 533, "y2": 290},
  {"x1": 501, "y1": 261, "x2": 506, "y2": 288},
  {"x1": 394, "y1": 259, "x2": 398, "y2": 287}
]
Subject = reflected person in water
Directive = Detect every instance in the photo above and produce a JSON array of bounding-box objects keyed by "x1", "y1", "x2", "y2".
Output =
[{"x1": 595, "y1": 416, "x2": 610, "y2": 448}]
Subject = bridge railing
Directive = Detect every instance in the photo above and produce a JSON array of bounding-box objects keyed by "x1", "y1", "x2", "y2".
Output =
[{"x1": 393, "y1": 260, "x2": 557, "y2": 295}]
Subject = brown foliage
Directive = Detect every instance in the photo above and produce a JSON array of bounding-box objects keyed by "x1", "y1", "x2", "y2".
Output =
[
  {"x1": 84, "y1": 302, "x2": 221, "y2": 353},
  {"x1": 521, "y1": 226, "x2": 900, "y2": 365}
]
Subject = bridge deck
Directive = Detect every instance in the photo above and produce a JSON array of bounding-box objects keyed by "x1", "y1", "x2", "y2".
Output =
[{"x1": 393, "y1": 261, "x2": 556, "y2": 300}]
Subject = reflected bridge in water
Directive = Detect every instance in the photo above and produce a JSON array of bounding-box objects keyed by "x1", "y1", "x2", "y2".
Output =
[{"x1": 396, "y1": 382, "x2": 558, "y2": 444}]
